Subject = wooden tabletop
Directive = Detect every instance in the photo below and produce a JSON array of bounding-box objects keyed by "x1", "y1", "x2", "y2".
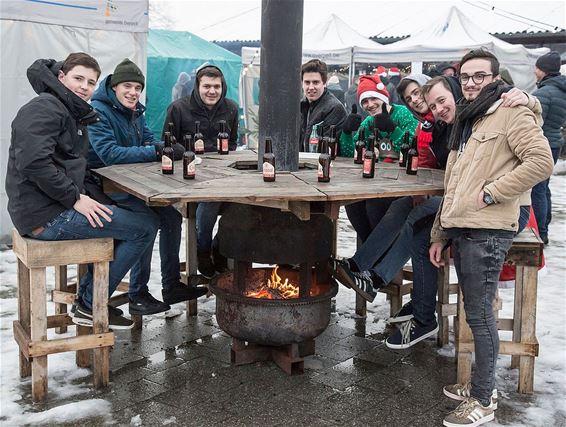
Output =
[{"x1": 94, "y1": 150, "x2": 445, "y2": 210}]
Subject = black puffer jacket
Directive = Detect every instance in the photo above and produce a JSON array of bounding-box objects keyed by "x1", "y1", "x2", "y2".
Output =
[
  {"x1": 300, "y1": 89, "x2": 347, "y2": 151},
  {"x1": 162, "y1": 65, "x2": 238, "y2": 152},
  {"x1": 5, "y1": 59, "x2": 99, "y2": 235},
  {"x1": 533, "y1": 73, "x2": 566, "y2": 149}
]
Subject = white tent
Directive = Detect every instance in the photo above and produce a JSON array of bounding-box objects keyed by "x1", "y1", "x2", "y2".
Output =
[
  {"x1": 0, "y1": 0, "x2": 148, "y2": 243},
  {"x1": 355, "y1": 6, "x2": 549, "y2": 92}
]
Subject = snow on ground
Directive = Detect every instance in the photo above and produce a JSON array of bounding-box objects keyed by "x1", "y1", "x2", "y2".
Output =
[{"x1": 0, "y1": 162, "x2": 565, "y2": 425}]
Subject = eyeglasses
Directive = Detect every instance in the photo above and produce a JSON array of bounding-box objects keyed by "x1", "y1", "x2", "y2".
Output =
[{"x1": 459, "y1": 73, "x2": 493, "y2": 85}]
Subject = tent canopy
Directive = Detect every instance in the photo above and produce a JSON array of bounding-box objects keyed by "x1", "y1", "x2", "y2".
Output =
[
  {"x1": 355, "y1": 6, "x2": 549, "y2": 91},
  {"x1": 146, "y1": 29, "x2": 241, "y2": 136}
]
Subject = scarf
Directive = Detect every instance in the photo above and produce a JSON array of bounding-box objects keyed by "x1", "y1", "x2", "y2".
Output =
[{"x1": 448, "y1": 81, "x2": 509, "y2": 151}]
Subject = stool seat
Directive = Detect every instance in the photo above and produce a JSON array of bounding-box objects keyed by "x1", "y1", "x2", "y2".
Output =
[{"x1": 12, "y1": 230, "x2": 114, "y2": 401}]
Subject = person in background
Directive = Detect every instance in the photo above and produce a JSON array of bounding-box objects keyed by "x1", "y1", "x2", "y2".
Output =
[
  {"x1": 428, "y1": 49, "x2": 553, "y2": 427},
  {"x1": 532, "y1": 51, "x2": 566, "y2": 245},
  {"x1": 163, "y1": 65, "x2": 239, "y2": 278},
  {"x1": 327, "y1": 74, "x2": 345, "y2": 104},
  {"x1": 171, "y1": 71, "x2": 193, "y2": 102},
  {"x1": 344, "y1": 74, "x2": 369, "y2": 121},
  {"x1": 437, "y1": 62, "x2": 458, "y2": 77},
  {"x1": 88, "y1": 59, "x2": 207, "y2": 316}
]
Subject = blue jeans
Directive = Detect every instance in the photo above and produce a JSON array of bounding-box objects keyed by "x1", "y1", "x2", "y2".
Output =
[
  {"x1": 196, "y1": 202, "x2": 224, "y2": 253},
  {"x1": 448, "y1": 228, "x2": 514, "y2": 407},
  {"x1": 345, "y1": 197, "x2": 396, "y2": 243},
  {"x1": 111, "y1": 194, "x2": 182, "y2": 296},
  {"x1": 33, "y1": 206, "x2": 157, "y2": 308},
  {"x1": 531, "y1": 146, "x2": 560, "y2": 239}
]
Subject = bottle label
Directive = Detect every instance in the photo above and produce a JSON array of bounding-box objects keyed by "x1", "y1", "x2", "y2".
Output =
[
  {"x1": 309, "y1": 137, "x2": 319, "y2": 153},
  {"x1": 411, "y1": 156, "x2": 419, "y2": 171},
  {"x1": 221, "y1": 138, "x2": 229, "y2": 152},
  {"x1": 263, "y1": 162, "x2": 275, "y2": 178},
  {"x1": 363, "y1": 158, "x2": 373, "y2": 175},
  {"x1": 162, "y1": 155, "x2": 173, "y2": 171},
  {"x1": 195, "y1": 139, "x2": 204, "y2": 152},
  {"x1": 217, "y1": 138, "x2": 220, "y2": 151},
  {"x1": 186, "y1": 160, "x2": 196, "y2": 176}
]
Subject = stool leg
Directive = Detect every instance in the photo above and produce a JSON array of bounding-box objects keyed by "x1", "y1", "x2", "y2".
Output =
[
  {"x1": 185, "y1": 204, "x2": 198, "y2": 316},
  {"x1": 518, "y1": 265, "x2": 538, "y2": 394},
  {"x1": 54, "y1": 265, "x2": 68, "y2": 334},
  {"x1": 456, "y1": 289, "x2": 473, "y2": 385},
  {"x1": 30, "y1": 267, "x2": 48, "y2": 401},
  {"x1": 355, "y1": 293, "x2": 367, "y2": 317},
  {"x1": 437, "y1": 252, "x2": 450, "y2": 347},
  {"x1": 17, "y1": 259, "x2": 32, "y2": 378},
  {"x1": 511, "y1": 267, "x2": 525, "y2": 370},
  {"x1": 131, "y1": 314, "x2": 143, "y2": 330},
  {"x1": 92, "y1": 261, "x2": 110, "y2": 388},
  {"x1": 76, "y1": 326, "x2": 92, "y2": 368}
]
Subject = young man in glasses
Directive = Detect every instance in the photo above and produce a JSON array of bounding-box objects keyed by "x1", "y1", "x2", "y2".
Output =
[{"x1": 428, "y1": 49, "x2": 553, "y2": 427}]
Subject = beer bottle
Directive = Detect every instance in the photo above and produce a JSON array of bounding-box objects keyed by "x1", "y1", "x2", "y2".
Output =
[
  {"x1": 183, "y1": 134, "x2": 196, "y2": 180},
  {"x1": 194, "y1": 121, "x2": 205, "y2": 155},
  {"x1": 162, "y1": 131, "x2": 174, "y2": 175},
  {"x1": 263, "y1": 137, "x2": 276, "y2": 182},
  {"x1": 217, "y1": 120, "x2": 229, "y2": 155},
  {"x1": 354, "y1": 127, "x2": 365, "y2": 164},
  {"x1": 318, "y1": 137, "x2": 331, "y2": 182},
  {"x1": 363, "y1": 134, "x2": 376, "y2": 178},
  {"x1": 168, "y1": 122, "x2": 177, "y2": 145},
  {"x1": 406, "y1": 135, "x2": 419, "y2": 175},
  {"x1": 399, "y1": 131, "x2": 410, "y2": 168},
  {"x1": 329, "y1": 125, "x2": 337, "y2": 160},
  {"x1": 309, "y1": 124, "x2": 320, "y2": 153}
]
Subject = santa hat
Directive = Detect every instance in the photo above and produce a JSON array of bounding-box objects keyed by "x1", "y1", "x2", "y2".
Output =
[
  {"x1": 374, "y1": 65, "x2": 387, "y2": 77},
  {"x1": 357, "y1": 75, "x2": 389, "y2": 107},
  {"x1": 388, "y1": 67, "x2": 400, "y2": 76}
]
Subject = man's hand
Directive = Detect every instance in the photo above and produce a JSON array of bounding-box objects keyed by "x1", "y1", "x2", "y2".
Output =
[
  {"x1": 477, "y1": 190, "x2": 488, "y2": 210},
  {"x1": 73, "y1": 194, "x2": 113, "y2": 228},
  {"x1": 500, "y1": 88, "x2": 528, "y2": 108},
  {"x1": 373, "y1": 103, "x2": 396, "y2": 133},
  {"x1": 429, "y1": 242, "x2": 446, "y2": 268},
  {"x1": 172, "y1": 142, "x2": 185, "y2": 160},
  {"x1": 342, "y1": 104, "x2": 362, "y2": 133}
]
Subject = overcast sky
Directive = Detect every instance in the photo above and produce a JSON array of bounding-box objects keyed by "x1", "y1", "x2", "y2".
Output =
[{"x1": 150, "y1": 0, "x2": 565, "y2": 41}]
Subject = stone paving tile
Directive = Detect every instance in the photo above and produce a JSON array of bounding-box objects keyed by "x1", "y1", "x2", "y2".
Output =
[
  {"x1": 318, "y1": 323, "x2": 357, "y2": 342},
  {"x1": 311, "y1": 358, "x2": 384, "y2": 391},
  {"x1": 99, "y1": 378, "x2": 169, "y2": 412},
  {"x1": 355, "y1": 372, "x2": 412, "y2": 395},
  {"x1": 355, "y1": 343, "x2": 404, "y2": 368},
  {"x1": 315, "y1": 340, "x2": 367, "y2": 362}
]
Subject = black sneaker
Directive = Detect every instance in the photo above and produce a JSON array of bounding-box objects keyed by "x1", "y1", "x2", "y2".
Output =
[
  {"x1": 71, "y1": 303, "x2": 122, "y2": 318},
  {"x1": 162, "y1": 283, "x2": 208, "y2": 305},
  {"x1": 335, "y1": 262, "x2": 378, "y2": 303},
  {"x1": 212, "y1": 246, "x2": 229, "y2": 274},
  {"x1": 197, "y1": 251, "x2": 216, "y2": 279},
  {"x1": 385, "y1": 319, "x2": 438, "y2": 349},
  {"x1": 129, "y1": 292, "x2": 171, "y2": 316},
  {"x1": 73, "y1": 302, "x2": 134, "y2": 330},
  {"x1": 388, "y1": 300, "x2": 414, "y2": 323}
]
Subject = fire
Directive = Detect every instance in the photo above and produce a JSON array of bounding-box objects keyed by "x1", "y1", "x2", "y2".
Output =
[{"x1": 246, "y1": 266, "x2": 299, "y2": 299}]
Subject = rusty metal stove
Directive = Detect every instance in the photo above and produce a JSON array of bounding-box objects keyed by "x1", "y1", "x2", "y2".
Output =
[{"x1": 208, "y1": 204, "x2": 338, "y2": 375}]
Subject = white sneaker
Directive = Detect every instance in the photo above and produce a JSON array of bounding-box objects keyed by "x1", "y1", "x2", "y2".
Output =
[
  {"x1": 443, "y1": 397, "x2": 494, "y2": 427},
  {"x1": 443, "y1": 382, "x2": 498, "y2": 409}
]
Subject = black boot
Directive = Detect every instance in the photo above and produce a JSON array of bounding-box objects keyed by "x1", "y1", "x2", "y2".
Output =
[
  {"x1": 162, "y1": 282, "x2": 208, "y2": 305},
  {"x1": 197, "y1": 251, "x2": 216, "y2": 279},
  {"x1": 212, "y1": 245, "x2": 229, "y2": 273}
]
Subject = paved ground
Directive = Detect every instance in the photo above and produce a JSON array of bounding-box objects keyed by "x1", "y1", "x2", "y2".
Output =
[{"x1": 13, "y1": 296, "x2": 536, "y2": 427}]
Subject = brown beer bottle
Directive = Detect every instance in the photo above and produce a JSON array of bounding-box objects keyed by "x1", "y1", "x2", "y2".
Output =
[
  {"x1": 168, "y1": 122, "x2": 177, "y2": 145},
  {"x1": 354, "y1": 127, "x2": 365, "y2": 164},
  {"x1": 183, "y1": 134, "x2": 196, "y2": 180},
  {"x1": 194, "y1": 121, "x2": 205, "y2": 155},
  {"x1": 318, "y1": 138, "x2": 331, "y2": 182},
  {"x1": 406, "y1": 135, "x2": 418, "y2": 175},
  {"x1": 162, "y1": 131, "x2": 174, "y2": 175},
  {"x1": 399, "y1": 131, "x2": 410, "y2": 168},
  {"x1": 329, "y1": 125, "x2": 337, "y2": 159},
  {"x1": 263, "y1": 137, "x2": 276, "y2": 182},
  {"x1": 362, "y1": 134, "x2": 376, "y2": 178},
  {"x1": 217, "y1": 120, "x2": 229, "y2": 155}
]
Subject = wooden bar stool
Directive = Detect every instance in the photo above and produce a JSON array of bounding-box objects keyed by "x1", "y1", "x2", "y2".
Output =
[{"x1": 12, "y1": 230, "x2": 115, "y2": 401}]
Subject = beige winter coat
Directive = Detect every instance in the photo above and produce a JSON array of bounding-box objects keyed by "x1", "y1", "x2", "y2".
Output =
[{"x1": 431, "y1": 99, "x2": 554, "y2": 244}]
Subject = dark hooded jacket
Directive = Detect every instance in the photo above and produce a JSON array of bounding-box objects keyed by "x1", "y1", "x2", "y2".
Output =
[
  {"x1": 533, "y1": 73, "x2": 566, "y2": 149},
  {"x1": 88, "y1": 75, "x2": 160, "y2": 168},
  {"x1": 5, "y1": 59, "x2": 99, "y2": 235},
  {"x1": 162, "y1": 65, "x2": 238, "y2": 152}
]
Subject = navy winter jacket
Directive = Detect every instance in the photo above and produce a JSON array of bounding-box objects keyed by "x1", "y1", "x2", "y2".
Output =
[
  {"x1": 88, "y1": 75, "x2": 160, "y2": 168},
  {"x1": 533, "y1": 74, "x2": 566, "y2": 149}
]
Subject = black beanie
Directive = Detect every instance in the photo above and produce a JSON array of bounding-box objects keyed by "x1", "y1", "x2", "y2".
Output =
[
  {"x1": 110, "y1": 58, "x2": 145, "y2": 89},
  {"x1": 535, "y1": 51, "x2": 561, "y2": 74}
]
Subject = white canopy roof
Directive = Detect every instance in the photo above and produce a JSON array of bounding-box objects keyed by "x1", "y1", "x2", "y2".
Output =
[{"x1": 355, "y1": 6, "x2": 549, "y2": 91}]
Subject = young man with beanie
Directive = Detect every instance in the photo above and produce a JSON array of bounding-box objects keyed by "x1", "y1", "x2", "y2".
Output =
[
  {"x1": 429, "y1": 49, "x2": 553, "y2": 427},
  {"x1": 300, "y1": 59, "x2": 347, "y2": 152},
  {"x1": 88, "y1": 58, "x2": 207, "y2": 316},
  {"x1": 163, "y1": 65, "x2": 239, "y2": 278},
  {"x1": 532, "y1": 51, "x2": 566, "y2": 245},
  {"x1": 6, "y1": 53, "x2": 160, "y2": 329}
]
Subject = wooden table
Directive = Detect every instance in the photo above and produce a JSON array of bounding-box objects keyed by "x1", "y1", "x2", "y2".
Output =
[{"x1": 94, "y1": 150, "x2": 445, "y2": 315}]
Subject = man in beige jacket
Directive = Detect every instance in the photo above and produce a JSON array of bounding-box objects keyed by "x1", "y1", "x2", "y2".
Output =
[{"x1": 428, "y1": 49, "x2": 554, "y2": 427}]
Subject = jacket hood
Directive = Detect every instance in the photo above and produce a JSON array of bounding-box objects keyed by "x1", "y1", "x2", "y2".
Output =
[
  {"x1": 91, "y1": 75, "x2": 146, "y2": 115},
  {"x1": 191, "y1": 64, "x2": 228, "y2": 112},
  {"x1": 444, "y1": 75, "x2": 464, "y2": 103},
  {"x1": 538, "y1": 73, "x2": 566, "y2": 92},
  {"x1": 26, "y1": 58, "x2": 98, "y2": 125}
]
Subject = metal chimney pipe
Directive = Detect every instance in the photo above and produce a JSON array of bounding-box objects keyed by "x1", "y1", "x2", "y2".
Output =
[{"x1": 258, "y1": 0, "x2": 304, "y2": 172}]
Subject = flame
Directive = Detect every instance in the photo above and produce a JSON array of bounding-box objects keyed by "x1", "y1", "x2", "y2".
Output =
[{"x1": 246, "y1": 266, "x2": 299, "y2": 299}]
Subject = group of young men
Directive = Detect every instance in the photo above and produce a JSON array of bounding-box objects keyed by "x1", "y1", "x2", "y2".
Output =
[{"x1": 6, "y1": 48, "x2": 562, "y2": 427}]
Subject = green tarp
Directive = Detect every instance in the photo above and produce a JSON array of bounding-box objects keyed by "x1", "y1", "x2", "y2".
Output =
[{"x1": 146, "y1": 29, "x2": 241, "y2": 136}]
